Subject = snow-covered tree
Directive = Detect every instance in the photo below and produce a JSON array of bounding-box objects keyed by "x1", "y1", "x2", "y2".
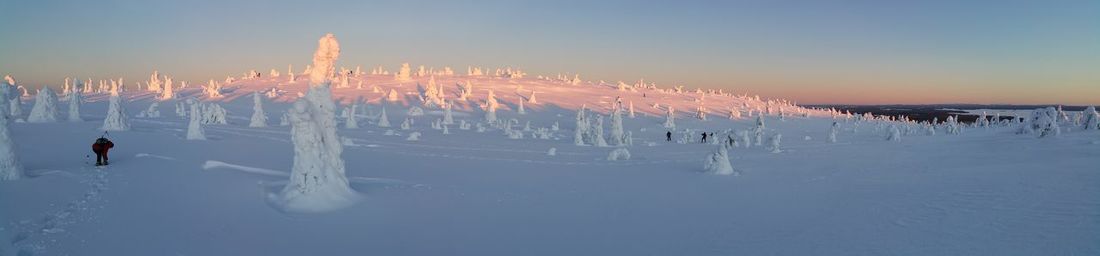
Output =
[
  {"x1": 574, "y1": 107, "x2": 588, "y2": 146},
  {"x1": 288, "y1": 64, "x2": 296, "y2": 82},
  {"x1": 386, "y1": 89, "x2": 401, "y2": 102},
  {"x1": 137, "y1": 102, "x2": 160, "y2": 118},
  {"x1": 344, "y1": 100, "x2": 358, "y2": 129},
  {"x1": 147, "y1": 70, "x2": 162, "y2": 92},
  {"x1": 442, "y1": 103, "x2": 454, "y2": 125},
  {"x1": 406, "y1": 131, "x2": 421, "y2": 141},
  {"x1": 67, "y1": 89, "x2": 82, "y2": 122},
  {"x1": 395, "y1": 63, "x2": 412, "y2": 81},
  {"x1": 768, "y1": 133, "x2": 782, "y2": 153},
  {"x1": 1022, "y1": 107, "x2": 1061, "y2": 138},
  {"x1": 527, "y1": 91, "x2": 537, "y2": 104},
  {"x1": 663, "y1": 106, "x2": 675, "y2": 128},
  {"x1": 739, "y1": 130, "x2": 752, "y2": 148},
  {"x1": 186, "y1": 103, "x2": 206, "y2": 140},
  {"x1": 827, "y1": 122, "x2": 838, "y2": 143},
  {"x1": 200, "y1": 103, "x2": 229, "y2": 125},
  {"x1": 204, "y1": 80, "x2": 223, "y2": 98},
  {"x1": 593, "y1": 115, "x2": 608, "y2": 147},
  {"x1": 377, "y1": 106, "x2": 391, "y2": 127},
  {"x1": 400, "y1": 118, "x2": 411, "y2": 130},
  {"x1": 249, "y1": 92, "x2": 268, "y2": 127},
  {"x1": 728, "y1": 108, "x2": 741, "y2": 119},
  {"x1": 703, "y1": 144, "x2": 735, "y2": 175},
  {"x1": 887, "y1": 125, "x2": 901, "y2": 141},
  {"x1": 101, "y1": 90, "x2": 130, "y2": 131},
  {"x1": 517, "y1": 100, "x2": 526, "y2": 114},
  {"x1": 27, "y1": 87, "x2": 59, "y2": 123},
  {"x1": 754, "y1": 117, "x2": 766, "y2": 146},
  {"x1": 946, "y1": 116, "x2": 961, "y2": 135},
  {"x1": 484, "y1": 90, "x2": 498, "y2": 123},
  {"x1": 160, "y1": 77, "x2": 175, "y2": 100},
  {"x1": 8, "y1": 95, "x2": 21, "y2": 120},
  {"x1": 628, "y1": 101, "x2": 635, "y2": 118},
  {"x1": 0, "y1": 88, "x2": 23, "y2": 180},
  {"x1": 607, "y1": 148, "x2": 631, "y2": 161},
  {"x1": 609, "y1": 103, "x2": 625, "y2": 146},
  {"x1": 1082, "y1": 106, "x2": 1098, "y2": 130},
  {"x1": 276, "y1": 33, "x2": 359, "y2": 213}
]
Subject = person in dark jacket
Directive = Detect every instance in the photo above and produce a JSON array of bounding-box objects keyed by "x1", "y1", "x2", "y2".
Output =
[
  {"x1": 701, "y1": 132, "x2": 708, "y2": 143},
  {"x1": 92, "y1": 137, "x2": 115, "y2": 166},
  {"x1": 666, "y1": 131, "x2": 672, "y2": 141}
]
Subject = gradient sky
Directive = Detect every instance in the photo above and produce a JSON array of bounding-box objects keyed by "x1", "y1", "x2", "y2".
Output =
[{"x1": 1, "y1": 0, "x2": 1097, "y2": 105}]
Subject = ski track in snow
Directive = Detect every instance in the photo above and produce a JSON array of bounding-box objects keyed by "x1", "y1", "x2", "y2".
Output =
[
  {"x1": 6, "y1": 167, "x2": 109, "y2": 256},
  {"x1": 202, "y1": 160, "x2": 289, "y2": 177},
  {"x1": 134, "y1": 153, "x2": 177, "y2": 161}
]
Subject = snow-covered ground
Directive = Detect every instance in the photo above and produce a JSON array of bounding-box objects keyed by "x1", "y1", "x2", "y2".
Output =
[{"x1": 2, "y1": 48, "x2": 1099, "y2": 255}]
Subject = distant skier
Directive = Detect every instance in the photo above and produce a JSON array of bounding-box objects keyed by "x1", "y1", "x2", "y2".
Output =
[
  {"x1": 92, "y1": 137, "x2": 115, "y2": 166},
  {"x1": 666, "y1": 131, "x2": 672, "y2": 141},
  {"x1": 701, "y1": 132, "x2": 708, "y2": 143},
  {"x1": 727, "y1": 135, "x2": 735, "y2": 147}
]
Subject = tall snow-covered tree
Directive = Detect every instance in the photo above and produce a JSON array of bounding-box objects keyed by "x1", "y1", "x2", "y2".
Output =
[
  {"x1": 160, "y1": 76, "x2": 175, "y2": 100},
  {"x1": 249, "y1": 92, "x2": 268, "y2": 127},
  {"x1": 377, "y1": 106, "x2": 391, "y2": 127},
  {"x1": 609, "y1": 103, "x2": 625, "y2": 146},
  {"x1": 276, "y1": 33, "x2": 359, "y2": 212},
  {"x1": 288, "y1": 64, "x2": 296, "y2": 82},
  {"x1": 663, "y1": 106, "x2": 675, "y2": 128},
  {"x1": 67, "y1": 88, "x2": 82, "y2": 122},
  {"x1": 344, "y1": 100, "x2": 359, "y2": 129},
  {"x1": 628, "y1": 101, "x2": 635, "y2": 118},
  {"x1": 101, "y1": 88, "x2": 130, "y2": 131},
  {"x1": 753, "y1": 117, "x2": 766, "y2": 146},
  {"x1": 186, "y1": 103, "x2": 206, "y2": 140},
  {"x1": 0, "y1": 87, "x2": 23, "y2": 180},
  {"x1": 27, "y1": 87, "x2": 60, "y2": 123},
  {"x1": 442, "y1": 102, "x2": 454, "y2": 125},
  {"x1": 9, "y1": 95, "x2": 21, "y2": 119},
  {"x1": 484, "y1": 90, "x2": 498, "y2": 123},
  {"x1": 828, "y1": 122, "x2": 839, "y2": 143},
  {"x1": 147, "y1": 70, "x2": 162, "y2": 92},
  {"x1": 593, "y1": 115, "x2": 608, "y2": 147},
  {"x1": 574, "y1": 106, "x2": 588, "y2": 146}
]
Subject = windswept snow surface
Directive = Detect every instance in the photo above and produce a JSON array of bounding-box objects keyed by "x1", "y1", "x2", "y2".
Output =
[{"x1": 1, "y1": 73, "x2": 1098, "y2": 255}]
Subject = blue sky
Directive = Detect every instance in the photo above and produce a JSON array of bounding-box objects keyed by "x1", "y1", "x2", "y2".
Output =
[{"x1": 1, "y1": 0, "x2": 1097, "y2": 104}]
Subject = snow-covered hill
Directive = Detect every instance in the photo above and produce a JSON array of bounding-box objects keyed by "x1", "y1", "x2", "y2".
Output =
[{"x1": 2, "y1": 35, "x2": 1099, "y2": 255}]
